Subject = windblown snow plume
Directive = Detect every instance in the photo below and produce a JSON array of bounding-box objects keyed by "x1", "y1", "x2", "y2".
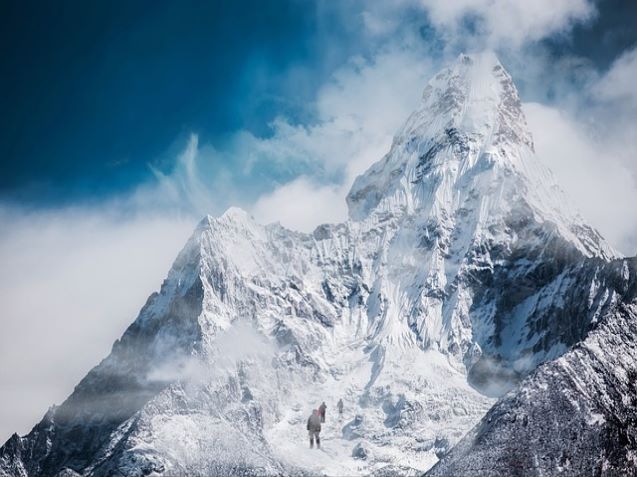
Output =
[{"x1": 1, "y1": 52, "x2": 634, "y2": 477}]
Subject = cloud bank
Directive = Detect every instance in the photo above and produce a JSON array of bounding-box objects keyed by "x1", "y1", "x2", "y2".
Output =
[{"x1": 0, "y1": 204, "x2": 194, "y2": 439}]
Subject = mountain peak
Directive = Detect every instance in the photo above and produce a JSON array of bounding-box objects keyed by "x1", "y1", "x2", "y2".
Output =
[
  {"x1": 346, "y1": 51, "x2": 537, "y2": 221},
  {"x1": 346, "y1": 51, "x2": 616, "y2": 259},
  {"x1": 457, "y1": 50, "x2": 500, "y2": 65},
  {"x1": 453, "y1": 50, "x2": 502, "y2": 74},
  {"x1": 439, "y1": 50, "x2": 505, "y2": 94},
  {"x1": 399, "y1": 50, "x2": 532, "y2": 150},
  {"x1": 196, "y1": 207, "x2": 258, "y2": 237},
  {"x1": 219, "y1": 206, "x2": 253, "y2": 222}
]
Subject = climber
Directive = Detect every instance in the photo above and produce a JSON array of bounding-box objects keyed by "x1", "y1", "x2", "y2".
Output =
[
  {"x1": 337, "y1": 398, "x2": 344, "y2": 419},
  {"x1": 318, "y1": 401, "x2": 327, "y2": 423},
  {"x1": 307, "y1": 409, "x2": 322, "y2": 449}
]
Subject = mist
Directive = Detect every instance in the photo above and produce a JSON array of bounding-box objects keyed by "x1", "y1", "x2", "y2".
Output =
[
  {"x1": 0, "y1": 204, "x2": 194, "y2": 441},
  {"x1": 145, "y1": 319, "x2": 276, "y2": 385}
]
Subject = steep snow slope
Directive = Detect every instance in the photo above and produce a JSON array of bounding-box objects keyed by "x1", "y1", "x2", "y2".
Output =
[
  {"x1": 427, "y1": 259, "x2": 637, "y2": 477},
  {"x1": 0, "y1": 52, "x2": 628, "y2": 477}
]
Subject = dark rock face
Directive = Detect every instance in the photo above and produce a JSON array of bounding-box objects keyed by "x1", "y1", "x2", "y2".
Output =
[
  {"x1": 352, "y1": 443, "x2": 368, "y2": 460},
  {"x1": 427, "y1": 261, "x2": 637, "y2": 477},
  {"x1": 342, "y1": 414, "x2": 366, "y2": 441},
  {"x1": 467, "y1": 253, "x2": 637, "y2": 396}
]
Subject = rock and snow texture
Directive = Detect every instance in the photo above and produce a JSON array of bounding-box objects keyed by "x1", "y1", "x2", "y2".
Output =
[
  {"x1": 427, "y1": 261, "x2": 637, "y2": 476},
  {"x1": 1, "y1": 52, "x2": 633, "y2": 477}
]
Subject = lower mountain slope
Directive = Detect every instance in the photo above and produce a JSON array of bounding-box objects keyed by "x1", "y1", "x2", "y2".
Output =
[
  {"x1": 427, "y1": 259, "x2": 637, "y2": 477},
  {"x1": 1, "y1": 215, "x2": 633, "y2": 477}
]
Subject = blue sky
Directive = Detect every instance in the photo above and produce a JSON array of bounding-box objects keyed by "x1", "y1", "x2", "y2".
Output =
[
  {"x1": 1, "y1": 0, "x2": 637, "y2": 443},
  {"x1": 1, "y1": 1, "x2": 326, "y2": 201},
  {"x1": 2, "y1": 0, "x2": 635, "y2": 206}
]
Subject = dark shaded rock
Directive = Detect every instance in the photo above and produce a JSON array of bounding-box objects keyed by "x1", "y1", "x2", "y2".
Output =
[
  {"x1": 352, "y1": 443, "x2": 368, "y2": 460},
  {"x1": 427, "y1": 281, "x2": 637, "y2": 477},
  {"x1": 433, "y1": 436, "x2": 450, "y2": 459},
  {"x1": 383, "y1": 395, "x2": 424, "y2": 429},
  {"x1": 342, "y1": 415, "x2": 365, "y2": 441}
]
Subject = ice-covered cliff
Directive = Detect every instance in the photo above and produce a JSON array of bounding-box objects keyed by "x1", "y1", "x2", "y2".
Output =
[
  {"x1": 1, "y1": 52, "x2": 631, "y2": 477},
  {"x1": 427, "y1": 259, "x2": 637, "y2": 476}
]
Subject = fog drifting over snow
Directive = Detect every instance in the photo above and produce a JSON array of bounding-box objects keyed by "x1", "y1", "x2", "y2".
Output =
[{"x1": 146, "y1": 320, "x2": 275, "y2": 385}]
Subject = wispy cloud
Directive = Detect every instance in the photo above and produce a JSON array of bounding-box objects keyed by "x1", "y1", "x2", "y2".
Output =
[
  {"x1": 153, "y1": 45, "x2": 435, "y2": 231},
  {"x1": 593, "y1": 46, "x2": 637, "y2": 108},
  {"x1": 419, "y1": 0, "x2": 596, "y2": 48}
]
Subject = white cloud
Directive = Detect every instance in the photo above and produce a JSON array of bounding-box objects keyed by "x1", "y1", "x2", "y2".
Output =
[
  {"x1": 593, "y1": 47, "x2": 637, "y2": 108},
  {"x1": 519, "y1": 45, "x2": 637, "y2": 257},
  {"x1": 0, "y1": 205, "x2": 194, "y2": 442},
  {"x1": 148, "y1": 134, "x2": 243, "y2": 218},
  {"x1": 525, "y1": 102, "x2": 637, "y2": 255},
  {"x1": 251, "y1": 176, "x2": 346, "y2": 232},
  {"x1": 246, "y1": 47, "x2": 434, "y2": 231},
  {"x1": 420, "y1": 0, "x2": 596, "y2": 48},
  {"x1": 589, "y1": 47, "x2": 637, "y2": 180}
]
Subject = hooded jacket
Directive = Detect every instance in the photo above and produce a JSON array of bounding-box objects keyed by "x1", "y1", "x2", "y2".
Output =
[{"x1": 307, "y1": 411, "x2": 321, "y2": 432}]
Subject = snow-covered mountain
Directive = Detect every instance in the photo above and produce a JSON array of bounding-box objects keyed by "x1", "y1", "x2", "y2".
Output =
[
  {"x1": 1, "y1": 52, "x2": 632, "y2": 477},
  {"x1": 427, "y1": 260, "x2": 637, "y2": 476}
]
